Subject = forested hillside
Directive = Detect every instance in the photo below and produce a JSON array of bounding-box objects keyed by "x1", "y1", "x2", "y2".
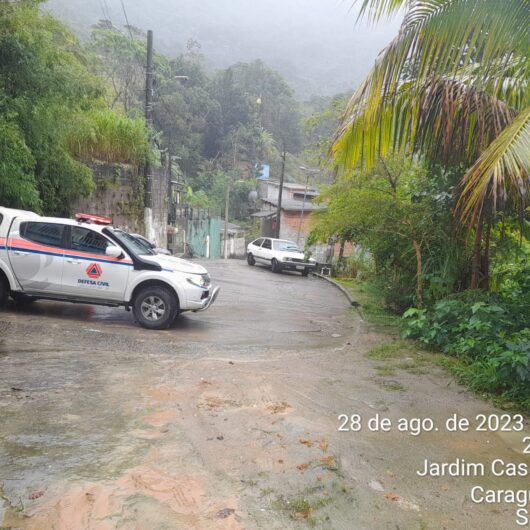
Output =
[{"x1": 45, "y1": 0, "x2": 401, "y2": 98}]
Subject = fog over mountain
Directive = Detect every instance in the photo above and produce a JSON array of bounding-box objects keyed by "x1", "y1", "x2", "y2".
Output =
[{"x1": 45, "y1": 0, "x2": 401, "y2": 99}]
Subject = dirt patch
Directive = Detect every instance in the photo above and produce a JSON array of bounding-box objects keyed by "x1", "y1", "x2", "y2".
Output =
[
  {"x1": 267, "y1": 401, "x2": 292, "y2": 414},
  {"x1": 4, "y1": 467, "x2": 242, "y2": 530},
  {"x1": 198, "y1": 396, "x2": 242, "y2": 411},
  {"x1": 130, "y1": 429, "x2": 167, "y2": 440},
  {"x1": 144, "y1": 386, "x2": 183, "y2": 402},
  {"x1": 141, "y1": 410, "x2": 178, "y2": 426}
]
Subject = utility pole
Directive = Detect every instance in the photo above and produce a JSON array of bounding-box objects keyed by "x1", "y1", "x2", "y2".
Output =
[
  {"x1": 275, "y1": 144, "x2": 286, "y2": 238},
  {"x1": 223, "y1": 183, "x2": 230, "y2": 259},
  {"x1": 144, "y1": 29, "x2": 155, "y2": 241},
  {"x1": 297, "y1": 174, "x2": 310, "y2": 245},
  {"x1": 297, "y1": 166, "x2": 320, "y2": 246}
]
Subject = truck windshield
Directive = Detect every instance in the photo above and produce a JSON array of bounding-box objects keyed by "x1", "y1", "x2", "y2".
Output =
[{"x1": 112, "y1": 229, "x2": 155, "y2": 256}]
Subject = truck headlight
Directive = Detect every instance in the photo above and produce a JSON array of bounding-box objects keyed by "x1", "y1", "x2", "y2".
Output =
[{"x1": 186, "y1": 273, "x2": 211, "y2": 289}]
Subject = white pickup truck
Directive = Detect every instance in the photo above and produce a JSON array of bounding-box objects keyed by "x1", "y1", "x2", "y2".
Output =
[{"x1": 0, "y1": 207, "x2": 219, "y2": 329}]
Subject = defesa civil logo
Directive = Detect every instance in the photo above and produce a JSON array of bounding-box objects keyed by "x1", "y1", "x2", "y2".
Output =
[{"x1": 86, "y1": 263, "x2": 102, "y2": 279}]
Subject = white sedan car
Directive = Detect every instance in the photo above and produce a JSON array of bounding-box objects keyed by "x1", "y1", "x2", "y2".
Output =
[{"x1": 246, "y1": 237, "x2": 317, "y2": 276}]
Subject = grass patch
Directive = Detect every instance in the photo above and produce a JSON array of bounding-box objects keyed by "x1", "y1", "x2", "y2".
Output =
[
  {"x1": 378, "y1": 380, "x2": 407, "y2": 392},
  {"x1": 260, "y1": 487, "x2": 275, "y2": 496},
  {"x1": 366, "y1": 339, "x2": 418, "y2": 360},
  {"x1": 375, "y1": 365, "x2": 396, "y2": 376},
  {"x1": 273, "y1": 485, "x2": 334, "y2": 527},
  {"x1": 335, "y1": 279, "x2": 401, "y2": 329},
  {"x1": 396, "y1": 358, "x2": 428, "y2": 375}
]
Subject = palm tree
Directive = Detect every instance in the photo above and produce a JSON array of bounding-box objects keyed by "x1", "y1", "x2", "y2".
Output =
[{"x1": 333, "y1": 0, "x2": 530, "y2": 287}]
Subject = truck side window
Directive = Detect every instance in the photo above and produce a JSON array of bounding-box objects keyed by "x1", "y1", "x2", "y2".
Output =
[
  {"x1": 21, "y1": 222, "x2": 65, "y2": 248},
  {"x1": 0, "y1": 214, "x2": 3, "y2": 228},
  {"x1": 71, "y1": 226, "x2": 110, "y2": 255}
]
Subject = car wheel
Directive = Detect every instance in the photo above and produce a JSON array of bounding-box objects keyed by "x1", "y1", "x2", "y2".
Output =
[
  {"x1": 11, "y1": 292, "x2": 36, "y2": 304},
  {"x1": 247, "y1": 253, "x2": 255, "y2": 266},
  {"x1": 271, "y1": 258, "x2": 281, "y2": 273},
  {"x1": 301, "y1": 268, "x2": 310, "y2": 277},
  {"x1": 0, "y1": 277, "x2": 9, "y2": 309},
  {"x1": 133, "y1": 286, "x2": 178, "y2": 330}
]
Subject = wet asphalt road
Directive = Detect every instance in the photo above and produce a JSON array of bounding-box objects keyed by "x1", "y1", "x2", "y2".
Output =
[
  {"x1": 0, "y1": 260, "x2": 528, "y2": 530},
  {"x1": 0, "y1": 259, "x2": 352, "y2": 349},
  {"x1": 0, "y1": 259, "x2": 355, "y2": 529}
]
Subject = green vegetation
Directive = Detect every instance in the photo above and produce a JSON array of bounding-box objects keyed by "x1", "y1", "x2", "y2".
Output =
[
  {"x1": 334, "y1": 0, "x2": 529, "y2": 290},
  {"x1": 403, "y1": 267, "x2": 530, "y2": 408},
  {"x1": 274, "y1": 490, "x2": 333, "y2": 527},
  {"x1": 313, "y1": 158, "x2": 466, "y2": 310},
  {"x1": 0, "y1": 0, "x2": 148, "y2": 215},
  {"x1": 0, "y1": 1, "x2": 314, "y2": 220},
  {"x1": 311, "y1": 0, "x2": 529, "y2": 408},
  {"x1": 87, "y1": 23, "x2": 308, "y2": 219}
]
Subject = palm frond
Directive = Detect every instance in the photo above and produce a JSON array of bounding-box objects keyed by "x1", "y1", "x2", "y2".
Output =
[
  {"x1": 356, "y1": 0, "x2": 409, "y2": 22},
  {"x1": 335, "y1": 0, "x2": 530, "y2": 171},
  {"x1": 456, "y1": 106, "x2": 530, "y2": 226},
  {"x1": 333, "y1": 76, "x2": 518, "y2": 170}
]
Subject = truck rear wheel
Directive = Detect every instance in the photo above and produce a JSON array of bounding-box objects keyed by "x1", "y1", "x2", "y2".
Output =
[{"x1": 133, "y1": 286, "x2": 178, "y2": 330}]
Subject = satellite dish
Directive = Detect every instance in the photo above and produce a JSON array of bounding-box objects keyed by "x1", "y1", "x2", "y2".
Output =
[{"x1": 248, "y1": 190, "x2": 258, "y2": 202}]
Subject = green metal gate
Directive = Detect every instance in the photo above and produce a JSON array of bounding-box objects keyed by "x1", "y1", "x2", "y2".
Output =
[{"x1": 168, "y1": 206, "x2": 221, "y2": 259}]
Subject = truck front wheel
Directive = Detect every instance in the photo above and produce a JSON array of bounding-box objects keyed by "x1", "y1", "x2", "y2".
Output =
[{"x1": 133, "y1": 286, "x2": 178, "y2": 330}]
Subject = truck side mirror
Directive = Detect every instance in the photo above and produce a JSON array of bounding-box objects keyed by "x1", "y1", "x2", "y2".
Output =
[{"x1": 106, "y1": 245, "x2": 123, "y2": 259}]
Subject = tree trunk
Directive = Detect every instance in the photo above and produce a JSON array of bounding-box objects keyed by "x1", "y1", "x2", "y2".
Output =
[
  {"x1": 412, "y1": 240, "x2": 423, "y2": 307},
  {"x1": 470, "y1": 209, "x2": 485, "y2": 289},
  {"x1": 480, "y1": 218, "x2": 492, "y2": 290},
  {"x1": 338, "y1": 239, "x2": 346, "y2": 263}
]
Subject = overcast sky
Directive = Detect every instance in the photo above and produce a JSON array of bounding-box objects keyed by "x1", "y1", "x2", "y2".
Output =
[{"x1": 47, "y1": 0, "x2": 402, "y2": 98}]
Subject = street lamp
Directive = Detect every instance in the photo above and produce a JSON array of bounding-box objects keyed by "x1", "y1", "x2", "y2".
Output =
[{"x1": 297, "y1": 166, "x2": 320, "y2": 246}]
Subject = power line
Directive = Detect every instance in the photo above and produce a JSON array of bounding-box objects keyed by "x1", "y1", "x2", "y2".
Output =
[
  {"x1": 119, "y1": 0, "x2": 146, "y2": 71},
  {"x1": 119, "y1": 0, "x2": 133, "y2": 38},
  {"x1": 97, "y1": 0, "x2": 110, "y2": 24},
  {"x1": 101, "y1": 0, "x2": 112, "y2": 22}
]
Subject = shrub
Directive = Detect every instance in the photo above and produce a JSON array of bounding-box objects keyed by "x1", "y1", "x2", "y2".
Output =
[
  {"x1": 402, "y1": 290, "x2": 530, "y2": 406},
  {"x1": 335, "y1": 251, "x2": 374, "y2": 280}
]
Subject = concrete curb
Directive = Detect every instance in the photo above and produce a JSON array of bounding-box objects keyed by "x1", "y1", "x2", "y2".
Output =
[{"x1": 311, "y1": 272, "x2": 359, "y2": 307}]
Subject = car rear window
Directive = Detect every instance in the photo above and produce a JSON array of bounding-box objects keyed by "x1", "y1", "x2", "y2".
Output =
[{"x1": 21, "y1": 222, "x2": 65, "y2": 248}]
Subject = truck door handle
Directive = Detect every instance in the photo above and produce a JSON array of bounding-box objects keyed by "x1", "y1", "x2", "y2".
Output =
[
  {"x1": 66, "y1": 258, "x2": 81, "y2": 264},
  {"x1": 13, "y1": 251, "x2": 28, "y2": 256}
]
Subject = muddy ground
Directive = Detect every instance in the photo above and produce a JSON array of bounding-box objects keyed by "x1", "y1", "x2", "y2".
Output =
[{"x1": 0, "y1": 260, "x2": 528, "y2": 529}]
